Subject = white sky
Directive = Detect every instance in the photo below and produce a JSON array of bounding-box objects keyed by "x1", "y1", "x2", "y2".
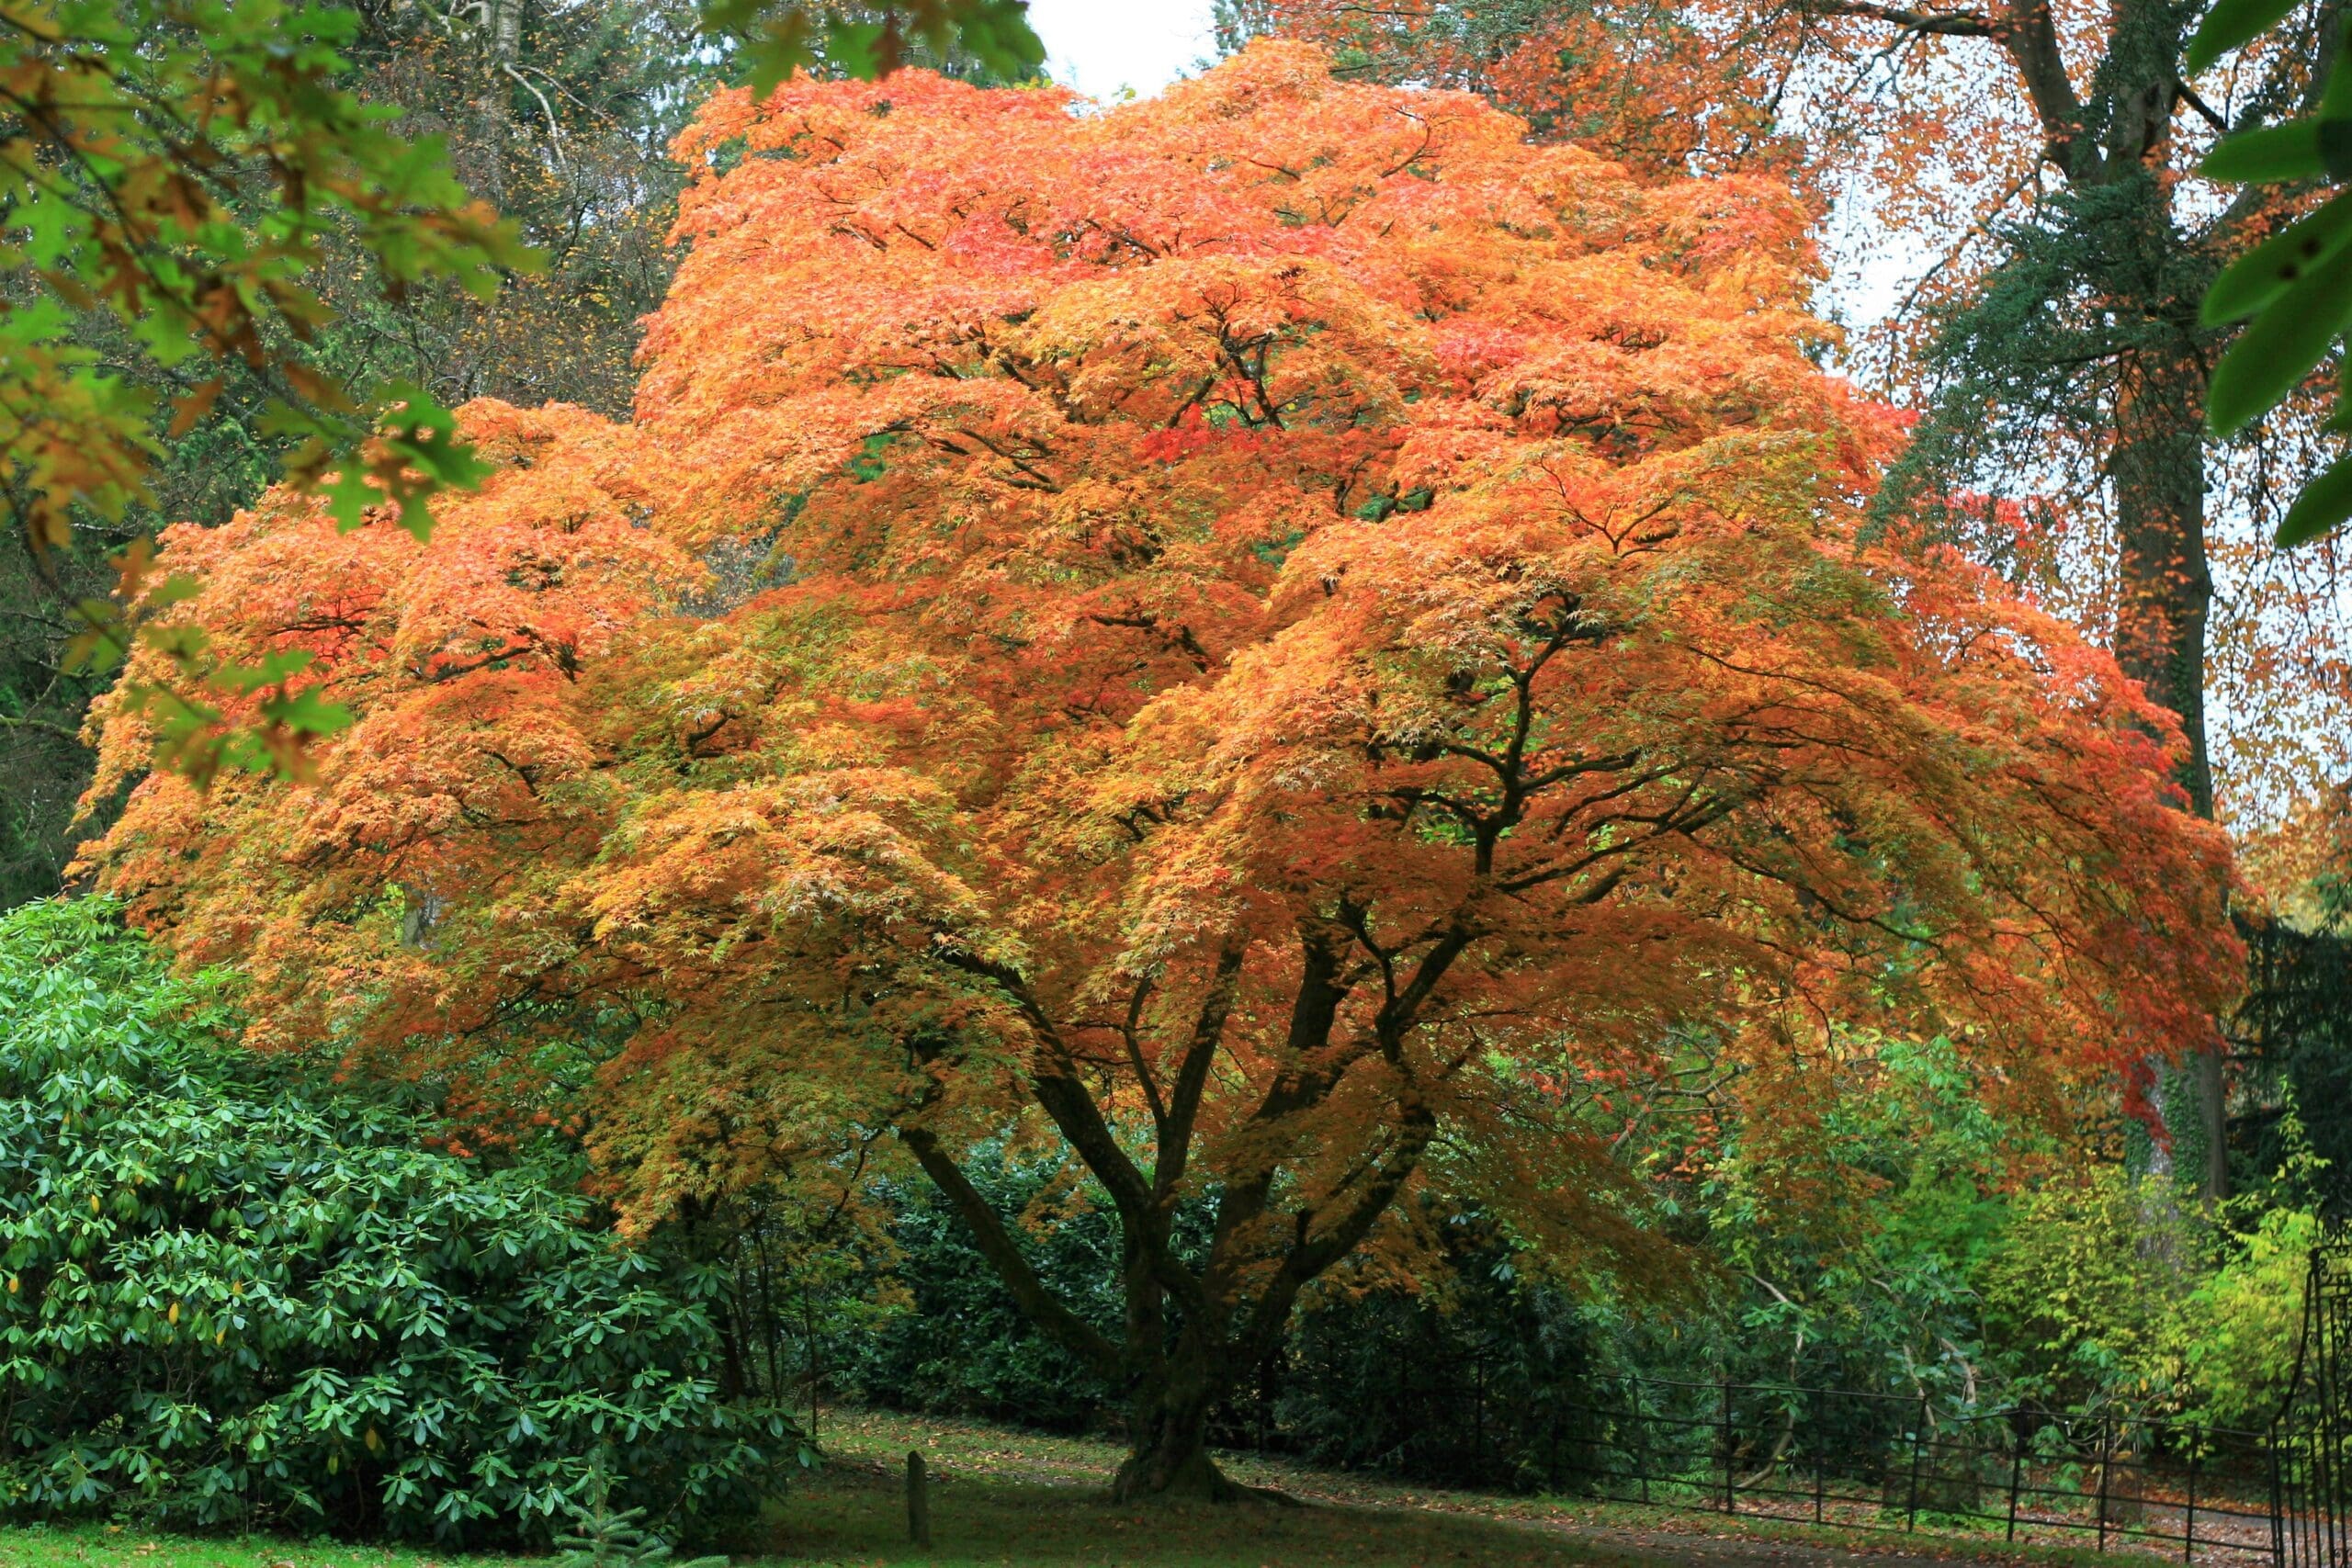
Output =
[{"x1": 1027, "y1": 0, "x2": 1218, "y2": 100}]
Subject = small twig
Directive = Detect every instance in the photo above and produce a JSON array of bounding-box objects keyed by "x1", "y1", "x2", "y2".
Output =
[{"x1": 0, "y1": 712, "x2": 85, "y2": 744}]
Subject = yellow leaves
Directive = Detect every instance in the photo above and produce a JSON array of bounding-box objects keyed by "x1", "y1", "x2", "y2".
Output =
[{"x1": 580, "y1": 769, "x2": 1004, "y2": 971}]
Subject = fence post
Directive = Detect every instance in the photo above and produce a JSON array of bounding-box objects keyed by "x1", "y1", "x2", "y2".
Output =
[
  {"x1": 907, "y1": 1450, "x2": 931, "y2": 1549},
  {"x1": 1638, "y1": 1398, "x2": 1652, "y2": 1507},
  {"x1": 2185, "y1": 1425, "x2": 2199, "y2": 1564},
  {"x1": 2268, "y1": 1418, "x2": 2285, "y2": 1568},
  {"x1": 2006, "y1": 1410, "x2": 2025, "y2": 1544},
  {"x1": 1814, "y1": 1386, "x2": 1826, "y2": 1526},
  {"x1": 1722, "y1": 1377, "x2": 1736, "y2": 1515},
  {"x1": 2097, "y1": 1415, "x2": 2113, "y2": 1554},
  {"x1": 1906, "y1": 1395, "x2": 1928, "y2": 1532},
  {"x1": 1475, "y1": 1343, "x2": 1487, "y2": 1480}
]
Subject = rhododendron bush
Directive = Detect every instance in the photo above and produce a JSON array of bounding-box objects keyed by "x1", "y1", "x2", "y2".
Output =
[{"x1": 82, "y1": 44, "x2": 2238, "y2": 1499}]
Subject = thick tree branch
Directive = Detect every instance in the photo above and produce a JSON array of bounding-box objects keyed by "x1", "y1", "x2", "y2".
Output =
[
  {"x1": 1155, "y1": 935, "x2": 1247, "y2": 1200},
  {"x1": 939, "y1": 949, "x2": 1157, "y2": 1216},
  {"x1": 899, "y1": 1122, "x2": 1124, "y2": 1381},
  {"x1": 939, "y1": 946, "x2": 1205, "y2": 1314},
  {"x1": 1231, "y1": 1100, "x2": 1442, "y2": 1368},
  {"x1": 1999, "y1": 0, "x2": 2093, "y2": 175},
  {"x1": 1804, "y1": 0, "x2": 1995, "y2": 35}
]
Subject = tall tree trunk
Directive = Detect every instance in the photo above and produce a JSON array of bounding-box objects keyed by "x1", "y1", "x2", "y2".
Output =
[
  {"x1": 2109, "y1": 268, "x2": 2228, "y2": 1201},
  {"x1": 1973, "y1": 0, "x2": 2236, "y2": 1202},
  {"x1": 2110, "y1": 342, "x2": 2214, "y2": 822},
  {"x1": 472, "y1": 0, "x2": 523, "y2": 209}
]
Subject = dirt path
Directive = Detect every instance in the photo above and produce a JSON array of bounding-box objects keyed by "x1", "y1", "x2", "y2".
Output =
[
  {"x1": 1532, "y1": 1518, "x2": 2022, "y2": 1568},
  {"x1": 1245, "y1": 1471, "x2": 2066, "y2": 1568}
]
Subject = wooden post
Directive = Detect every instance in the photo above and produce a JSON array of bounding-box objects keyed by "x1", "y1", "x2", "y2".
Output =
[
  {"x1": 2097, "y1": 1416, "x2": 2113, "y2": 1554},
  {"x1": 1814, "y1": 1386, "x2": 1826, "y2": 1526},
  {"x1": 2185, "y1": 1426, "x2": 2199, "y2": 1563},
  {"x1": 2006, "y1": 1413, "x2": 2026, "y2": 1544},
  {"x1": 1905, "y1": 1395, "x2": 1928, "y2": 1532},
  {"x1": 1721, "y1": 1377, "x2": 1736, "y2": 1514},
  {"x1": 907, "y1": 1450, "x2": 931, "y2": 1549}
]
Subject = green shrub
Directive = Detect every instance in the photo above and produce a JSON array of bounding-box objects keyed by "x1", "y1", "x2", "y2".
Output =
[
  {"x1": 2166, "y1": 1200, "x2": 2317, "y2": 1429},
  {"x1": 845, "y1": 1151, "x2": 1125, "y2": 1432},
  {"x1": 0, "y1": 898, "x2": 804, "y2": 1544}
]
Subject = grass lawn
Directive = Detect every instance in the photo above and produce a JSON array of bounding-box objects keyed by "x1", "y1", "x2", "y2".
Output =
[
  {"x1": 0, "y1": 1486, "x2": 1672, "y2": 1568},
  {"x1": 0, "y1": 1527, "x2": 540, "y2": 1568},
  {"x1": 0, "y1": 1409, "x2": 2170, "y2": 1568},
  {"x1": 0, "y1": 1491, "x2": 1665, "y2": 1568}
]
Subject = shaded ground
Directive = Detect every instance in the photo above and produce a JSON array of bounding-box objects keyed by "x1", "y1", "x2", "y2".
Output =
[
  {"x1": 803, "y1": 1409, "x2": 2135, "y2": 1568},
  {"x1": 0, "y1": 1410, "x2": 2211, "y2": 1568}
]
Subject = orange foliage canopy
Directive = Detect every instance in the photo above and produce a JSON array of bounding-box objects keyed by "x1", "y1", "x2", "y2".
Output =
[{"x1": 85, "y1": 44, "x2": 2236, "y2": 1495}]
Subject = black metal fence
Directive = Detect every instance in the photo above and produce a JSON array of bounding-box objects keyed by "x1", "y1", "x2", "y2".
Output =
[
  {"x1": 2273, "y1": 1234, "x2": 2352, "y2": 1568},
  {"x1": 1536, "y1": 1376, "x2": 2275, "y2": 1562},
  {"x1": 1521, "y1": 1241, "x2": 2352, "y2": 1567}
]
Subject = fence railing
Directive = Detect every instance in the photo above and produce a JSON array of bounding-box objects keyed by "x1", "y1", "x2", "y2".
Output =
[{"x1": 1535, "y1": 1377, "x2": 2278, "y2": 1563}]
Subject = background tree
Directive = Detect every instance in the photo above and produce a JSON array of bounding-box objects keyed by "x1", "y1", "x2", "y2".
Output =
[
  {"x1": 81, "y1": 46, "x2": 2238, "y2": 1501},
  {"x1": 6, "y1": 0, "x2": 1042, "y2": 565},
  {"x1": 0, "y1": 0, "x2": 1045, "y2": 911}
]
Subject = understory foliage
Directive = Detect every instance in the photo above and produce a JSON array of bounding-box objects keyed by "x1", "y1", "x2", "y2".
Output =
[
  {"x1": 0, "y1": 899, "x2": 799, "y2": 1543},
  {"x1": 84, "y1": 45, "x2": 2237, "y2": 1496},
  {"x1": 797, "y1": 1051, "x2": 2313, "y2": 1487}
]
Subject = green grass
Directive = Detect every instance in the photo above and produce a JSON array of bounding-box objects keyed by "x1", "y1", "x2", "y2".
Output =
[
  {"x1": 0, "y1": 1526, "x2": 539, "y2": 1568},
  {"x1": 0, "y1": 1408, "x2": 2205, "y2": 1568},
  {"x1": 0, "y1": 1488, "x2": 1663, "y2": 1568},
  {"x1": 0, "y1": 1483, "x2": 1668, "y2": 1568}
]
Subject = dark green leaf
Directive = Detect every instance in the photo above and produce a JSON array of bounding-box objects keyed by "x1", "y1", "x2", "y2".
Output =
[
  {"x1": 2206, "y1": 239, "x2": 2352, "y2": 435},
  {"x1": 2277, "y1": 452, "x2": 2352, "y2": 547},
  {"x1": 2205, "y1": 190, "x2": 2352, "y2": 324},
  {"x1": 2204, "y1": 121, "x2": 2327, "y2": 182},
  {"x1": 2187, "y1": 0, "x2": 2301, "y2": 73}
]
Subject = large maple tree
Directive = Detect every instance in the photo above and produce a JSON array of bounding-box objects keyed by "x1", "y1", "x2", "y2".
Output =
[{"x1": 85, "y1": 45, "x2": 2237, "y2": 1499}]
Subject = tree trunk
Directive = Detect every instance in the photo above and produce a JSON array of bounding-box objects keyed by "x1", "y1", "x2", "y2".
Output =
[
  {"x1": 2194, "y1": 1045, "x2": 2228, "y2": 1201},
  {"x1": 1112, "y1": 1371, "x2": 1295, "y2": 1504},
  {"x1": 2110, "y1": 341, "x2": 2213, "y2": 820},
  {"x1": 1114, "y1": 1393, "x2": 1242, "y2": 1502},
  {"x1": 472, "y1": 0, "x2": 523, "y2": 209},
  {"x1": 1109, "y1": 1325, "x2": 1302, "y2": 1503},
  {"x1": 2109, "y1": 265, "x2": 2228, "y2": 1202}
]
